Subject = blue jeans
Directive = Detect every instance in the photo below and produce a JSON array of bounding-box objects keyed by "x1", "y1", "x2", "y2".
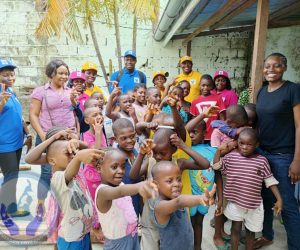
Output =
[
  {"x1": 258, "y1": 149, "x2": 300, "y2": 250},
  {"x1": 35, "y1": 135, "x2": 52, "y2": 200}
]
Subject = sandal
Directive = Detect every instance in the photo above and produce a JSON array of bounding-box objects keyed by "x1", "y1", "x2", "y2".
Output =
[
  {"x1": 254, "y1": 237, "x2": 273, "y2": 249},
  {"x1": 214, "y1": 238, "x2": 229, "y2": 249}
]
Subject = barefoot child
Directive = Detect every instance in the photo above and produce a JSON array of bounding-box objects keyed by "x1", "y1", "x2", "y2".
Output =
[
  {"x1": 25, "y1": 130, "x2": 104, "y2": 249},
  {"x1": 213, "y1": 128, "x2": 282, "y2": 250},
  {"x1": 95, "y1": 148, "x2": 157, "y2": 250},
  {"x1": 151, "y1": 161, "x2": 216, "y2": 250}
]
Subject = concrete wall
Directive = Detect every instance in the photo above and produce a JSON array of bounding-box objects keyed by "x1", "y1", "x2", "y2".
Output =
[{"x1": 0, "y1": 0, "x2": 299, "y2": 120}]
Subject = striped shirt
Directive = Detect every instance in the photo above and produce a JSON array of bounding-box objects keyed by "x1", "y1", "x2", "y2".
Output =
[{"x1": 221, "y1": 150, "x2": 273, "y2": 209}]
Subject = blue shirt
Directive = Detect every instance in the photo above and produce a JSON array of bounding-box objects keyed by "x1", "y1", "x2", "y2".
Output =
[
  {"x1": 161, "y1": 104, "x2": 188, "y2": 123},
  {"x1": 0, "y1": 87, "x2": 23, "y2": 153},
  {"x1": 110, "y1": 68, "x2": 147, "y2": 94}
]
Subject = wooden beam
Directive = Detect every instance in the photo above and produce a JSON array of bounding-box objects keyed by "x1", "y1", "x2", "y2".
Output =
[
  {"x1": 187, "y1": 41, "x2": 192, "y2": 56},
  {"x1": 269, "y1": 19, "x2": 300, "y2": 27},
  {"x1": 250, "y1": 0, "x2": 269, "y2": 103},
  {"x1": 182, "y1": 0, "x2": 239, "y2": 44},
  {"x1": 269, "y1": 1, "x2": 300, "y2": 20},
  {"x1": 210, "y1": 0, "x2": 257, "y2": 30}
]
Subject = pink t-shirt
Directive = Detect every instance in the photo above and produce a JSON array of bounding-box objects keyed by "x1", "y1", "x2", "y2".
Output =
[
  {"x1": 132, "y1": 103, "x2": 146, "y2": 122},
  {"x1": 210, "y1": 128, "x2": 232, "y2": 147},
  {"x1": 211, "y1": 89, "x2": 238, "y2": 108},
  {"x1": 31, "y1": 83, "x2": 76, "y2": 132},
  {"x1": 78, "y1": 93, "x2": 90, "y2": 111}
]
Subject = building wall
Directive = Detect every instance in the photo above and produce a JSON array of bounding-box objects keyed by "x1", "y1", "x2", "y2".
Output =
[{"x1": 0, "y1": 0, "x2": 299, "y2": 120}]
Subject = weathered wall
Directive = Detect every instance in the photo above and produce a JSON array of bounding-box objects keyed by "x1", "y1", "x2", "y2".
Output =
[{"x1": 0, "y1": 0, "x2": 299, "y2": 121}]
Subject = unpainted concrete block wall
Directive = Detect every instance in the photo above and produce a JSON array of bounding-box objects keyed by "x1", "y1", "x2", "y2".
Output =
[{"x1": 0, "y1": 0, "x2": 299, "y2": 121}]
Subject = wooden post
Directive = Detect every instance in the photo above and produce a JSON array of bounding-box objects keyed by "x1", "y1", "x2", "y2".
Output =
[
  {"x1": 187, "y1": 41, "x2": 192, "y2": 56},
  {"x1": 250, "y1": 0, "x2": 269, "y2": 103}
]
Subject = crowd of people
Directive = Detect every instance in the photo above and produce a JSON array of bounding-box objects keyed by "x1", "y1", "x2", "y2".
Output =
[{"x1": 0, "y1": 50, "x2": 299, "y2": 250}]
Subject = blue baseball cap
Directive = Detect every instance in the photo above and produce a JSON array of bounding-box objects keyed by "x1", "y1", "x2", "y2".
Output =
[
  {"x1": 0, "y1": 59, "x2": 17, "y2": 70},
  {"x1": 124, "y1": 50, "x2": 136, "y2": 59}
]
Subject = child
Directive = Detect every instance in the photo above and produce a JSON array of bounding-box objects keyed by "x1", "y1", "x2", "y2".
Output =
[
  {"x1": 130, "y1": 128, "x2": 210, "y2": 250},
  {"x1": 210, "y1": 104, "x2": 248, "y2": 147},
  {"x1": 132, "y1": 84, "x2": 147, "y2": 122},
  {"x1": 190, "y1": 74, "x2": 226, "y2": 141},
  {"x1": 91, "y1": 91, "x2": 105, "y2": 111},
  {"x1": 211, "y1": 70, "x2": 238, "y2": 108},
  {"x1": 160, "y1": 86, "x2": 188, "y2": 123},
  {"x1": 112, "y1": 118, "x2": 141, "y2": 215},
  {"x1": 185, "y1": 106, "x2": 222, "y2": 249},
  {"x1": 152, "y1": 71, "x2": 168, "y2": 97},
  {"x1": 95, "y1": 148, "x2": 157, "y2": 250},
  {"x1": 68, "y1": 71, "x2": 89, "y2": 111},
  {"x1": 105, "y1": 86, "x2": 138, "y2": 125},
  {"x1": 179, "y1": 80, "x2": 191, "y2": 118},
  {"x1": 25, "y1": 129, "x2": 103, "y2": 249},
  {"x1": 151, "y1": 161, "x2": 216, "y2": 250},
  {"x1": 213, "y1": 128, "x2": 282, "y2": 250}
]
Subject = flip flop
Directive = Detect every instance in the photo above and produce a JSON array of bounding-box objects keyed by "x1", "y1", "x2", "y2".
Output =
[
  {"x1": 214, "y1": 239, "x2": 229, "y2": 250},
  {"x1": 0, "y1": 204, "x2": 19, "y2": 236},
  {"x1": 222, "y1": 235, "x2": 231, "y2": 241},
  {"x1": 26, "y1": 204, "x2": 44, "y2": 236},
  {"x1": 254, "y1": 237, "x2": 273, "y2": 249}
]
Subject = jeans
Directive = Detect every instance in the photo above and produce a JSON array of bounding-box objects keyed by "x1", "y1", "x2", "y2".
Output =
[
  {"x1": 35, "y1": 135, "x2": 52, "y2": 200},
  {"x1": 258, "y1": 149, "x2": 300, "y2": 250},
  {"x1": 0, "y1": 148, "x2": 22, "y2": 213}
]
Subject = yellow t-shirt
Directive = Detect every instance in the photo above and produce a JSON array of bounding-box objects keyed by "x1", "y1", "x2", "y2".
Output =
[
  {"x1": 84, "y1": 84, "x2": 107, "y2": 101},
  {"x1": 176, "y1": 71, "x2": 202, "y2": 103}
]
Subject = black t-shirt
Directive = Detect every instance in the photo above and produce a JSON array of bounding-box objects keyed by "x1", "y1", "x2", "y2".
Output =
[{"x1": 256, "y1": 81, "x2": 300, "y2": 154}]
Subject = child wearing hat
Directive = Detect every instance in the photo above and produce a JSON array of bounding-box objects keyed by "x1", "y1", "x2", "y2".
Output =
[
  {"x1": 152, "y1": 71, "x2": 168, "y2": 97},
  {"x1": 81, "y1": 61, "x2": 106, "y2": 101},
  {"x1": 211, "y1": 70, "x2": 238, "y2": 108}
]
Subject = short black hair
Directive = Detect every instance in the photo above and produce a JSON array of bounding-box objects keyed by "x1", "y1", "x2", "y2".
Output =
[
  {"x1": 45, "y1": 59, "x2": 69, "y2": 78},
  {"x1": 45, "y1": 125, "x2": 67, "y2": 140},
  {"x1": 265, "y1": 53, "x2": 287, "y2": 67},
  {"x1": 239, "y1": 128, "x2": 258, "y2": 142},
  {"x1": 151, "y1": 161, "x2": 177, "y2": 179},
  {"x1": 84, "y1": 98, "x2": 98, "y2": 109},
  {"x1": 112, "y1": 118, "x2": 134, "y2": 136},
  {"x1": 83, "y1": 107, "x2": 99, "y2": 119},
  {"x1": 244, "y1": 103, "x2": 256, "y2": 112},
  {"x1": 146, "y1": 87, "x2": 159, "y2": 97},
  {"x1": 134, "y1": 83, "x2": 146, "y2": 92},
  {"x1": 226, "y1": 104, "x2": 248, "y2": 125},
  {"x1": 178, "y1": 80, "x2": 190, "y2": 86},
  {"x1": 153, "y1": 128, "x2": 176, "y2": 149},
  {"x1": 194, "y1": 120, "x2": 206, "y2": 131},
  {"x1": 117, "y1": 94, "x2": 130, "y2": 103}
]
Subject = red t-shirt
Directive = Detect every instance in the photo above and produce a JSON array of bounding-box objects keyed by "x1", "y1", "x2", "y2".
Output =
[{"x1": 190, "y1": 94, "x2": 225, "y2": 140}]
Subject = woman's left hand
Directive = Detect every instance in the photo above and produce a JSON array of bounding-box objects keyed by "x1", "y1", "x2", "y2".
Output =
[
  {"x1": 23, "y1": 136, "x2": 32, "y2": 153},
  {"x1": 288, "y1": 160, "x2": 300, "y2": 184}
]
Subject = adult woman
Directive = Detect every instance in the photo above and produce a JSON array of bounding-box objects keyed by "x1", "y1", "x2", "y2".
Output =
[
  {"x1": 0, "y1": 59, "x2": 31, "y2": 217},
  {"x1": 211, "y1": 70, "x2": 238, "y2": 108},
  {"x1": 30, "y1": 59, "x2": 76, "y2": 212},
  {"x1": 255, "y1": 53, "x2": 300, "y2": 249}
]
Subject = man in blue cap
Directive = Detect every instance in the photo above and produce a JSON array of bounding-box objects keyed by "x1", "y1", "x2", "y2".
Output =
[{"x1": 109, "y1": 50, "x2": 147, "y2": 94}]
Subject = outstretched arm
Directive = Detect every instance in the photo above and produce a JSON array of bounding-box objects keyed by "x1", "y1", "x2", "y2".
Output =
[{"x1": 105, "y1": 87, "x2": 121, "y2": 121}]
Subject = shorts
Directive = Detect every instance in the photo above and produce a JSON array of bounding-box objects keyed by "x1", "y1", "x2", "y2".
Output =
[
  {"x1": 57, "y1": 233, "x2": 90, "y2": 250},
  {"x1": 224, "y1": 201, "x2": 264, "y2": 233},
  {"x1": 104, "y1": 233, "x2": 140, "y2": 250}
]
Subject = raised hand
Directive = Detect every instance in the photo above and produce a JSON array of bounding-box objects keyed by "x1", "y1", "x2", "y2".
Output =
[
  {"x1": 77, "y1": 149, "x2": 106, "y2": 165},
  {"x1": 67, "y1": 139, "x2": 80, "y2": 155},
  {"x1": 93, "y1": 116, "x2": 104, "y2": 133},
  {"x1": 170, "y1": 133, "x2": 185, "y2": 149},
  {"x1": 128, "y1": 106, "x2": 136, "y2": 118},
  {"x1": 111, "y1": 86, "x2": 121, "y2": 98},
  {"x1": 140, "y1": 139, "x2": 155, "y2": 156},
  {"x1": 70, "y1": 88, "x2": 79, "y2": 106},
  {"x1": 146, "y1": 103, "x2": 160, "y2": 115},
  {"x1": 138, "y1": 180, "x2": 158, "y2": 199},
  {"x1": 203, "y1": 106, "x2": 220, "y2": 118}
]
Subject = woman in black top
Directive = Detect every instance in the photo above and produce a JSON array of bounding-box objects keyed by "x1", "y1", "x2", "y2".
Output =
[{"x1": 255, "y1": 53, "x2": 300, "y2": 250}]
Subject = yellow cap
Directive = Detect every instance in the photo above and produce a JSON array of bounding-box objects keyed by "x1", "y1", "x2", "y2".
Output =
[
  {"x1": 152, "y1": 70, "x2": 168, "y2": 82},
  {"x1": 180, "y1": 56, "x2": 192, "y2": 64},
  {"x1": 81, "y1": 61, "x2": 97, "y2": 72}
]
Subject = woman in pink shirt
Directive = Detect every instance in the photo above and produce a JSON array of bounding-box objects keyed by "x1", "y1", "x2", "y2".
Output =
[
  {"x1": 211, "y1": 70, "x2": 238, "y2": 108},
  {"x1": 30, "y1": 59, "x2": 77, "y2": 215}
]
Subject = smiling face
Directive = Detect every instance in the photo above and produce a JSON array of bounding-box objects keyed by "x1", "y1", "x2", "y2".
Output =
[
  {"x1": 214, "y1": 76, "x2": 227, "y2": 92},
  {"x1": 100, "y1": 151, "x2": 127, "y2": 186},
  {"x1": 72, "y1": 79, "x2": 85, "y2": 93},
  {"x1": 84, "y1": 69, "x2": 97, "y2": 86},
  {"x1": 119, "y1": 94, "x2": 132, "y2": 113},
  {"x1": 238, "y1": 133, "x2": 258, "y2": 157},
  {"x1": 51, "y1": 65, "x2": 69, "y2": 87},
  {"x1": 263, "y1": 56, "x2": 286, "y2": 84},
  {"x1": 124, "y1": 56, "x2": 136, "y2": 71},
  {"x1": 154, "y1": 164, "x2": 182, "y2": 199},
  {"x1": 84, "y1": 107, "x2": 102, "y2": 126},
  {"x1": 179, "y1": 81, "x2": 191, "y2": 97},
  {"x1": 0, "y1": 69, "x2": 16, "y2": 88},
  {"x1": 170, "y1": 87, "x2": 183, "y2": 101},
  {"x1": 200, "y1": 78, "x2": 214, "y2": 96},
  {"x1": 115, "y1": 127, "x2": 136, "y2": 152},
  {"x1": 135, "y1": 87, "x2": 146, "y2": 104},
  {"x1": 181, "y1": 60, "x2": 193, "y2": 74}
]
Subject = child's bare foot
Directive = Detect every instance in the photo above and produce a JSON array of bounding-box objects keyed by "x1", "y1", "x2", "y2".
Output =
[{"x1": 222, "y1": 231, "x2": 231, "y2": 241}]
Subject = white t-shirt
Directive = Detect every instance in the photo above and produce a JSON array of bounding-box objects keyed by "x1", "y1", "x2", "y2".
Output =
[
  {"x1": 51, "y1": 171, "x2": 94, "y2": 242},
  {"x1": 95, "y1": 183, "x2": 138, "y2": 240}
]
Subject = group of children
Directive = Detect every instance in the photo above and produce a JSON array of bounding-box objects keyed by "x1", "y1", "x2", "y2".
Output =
[{"x1": 23, "y1": 64, "x2": 283, "y2": 250}]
